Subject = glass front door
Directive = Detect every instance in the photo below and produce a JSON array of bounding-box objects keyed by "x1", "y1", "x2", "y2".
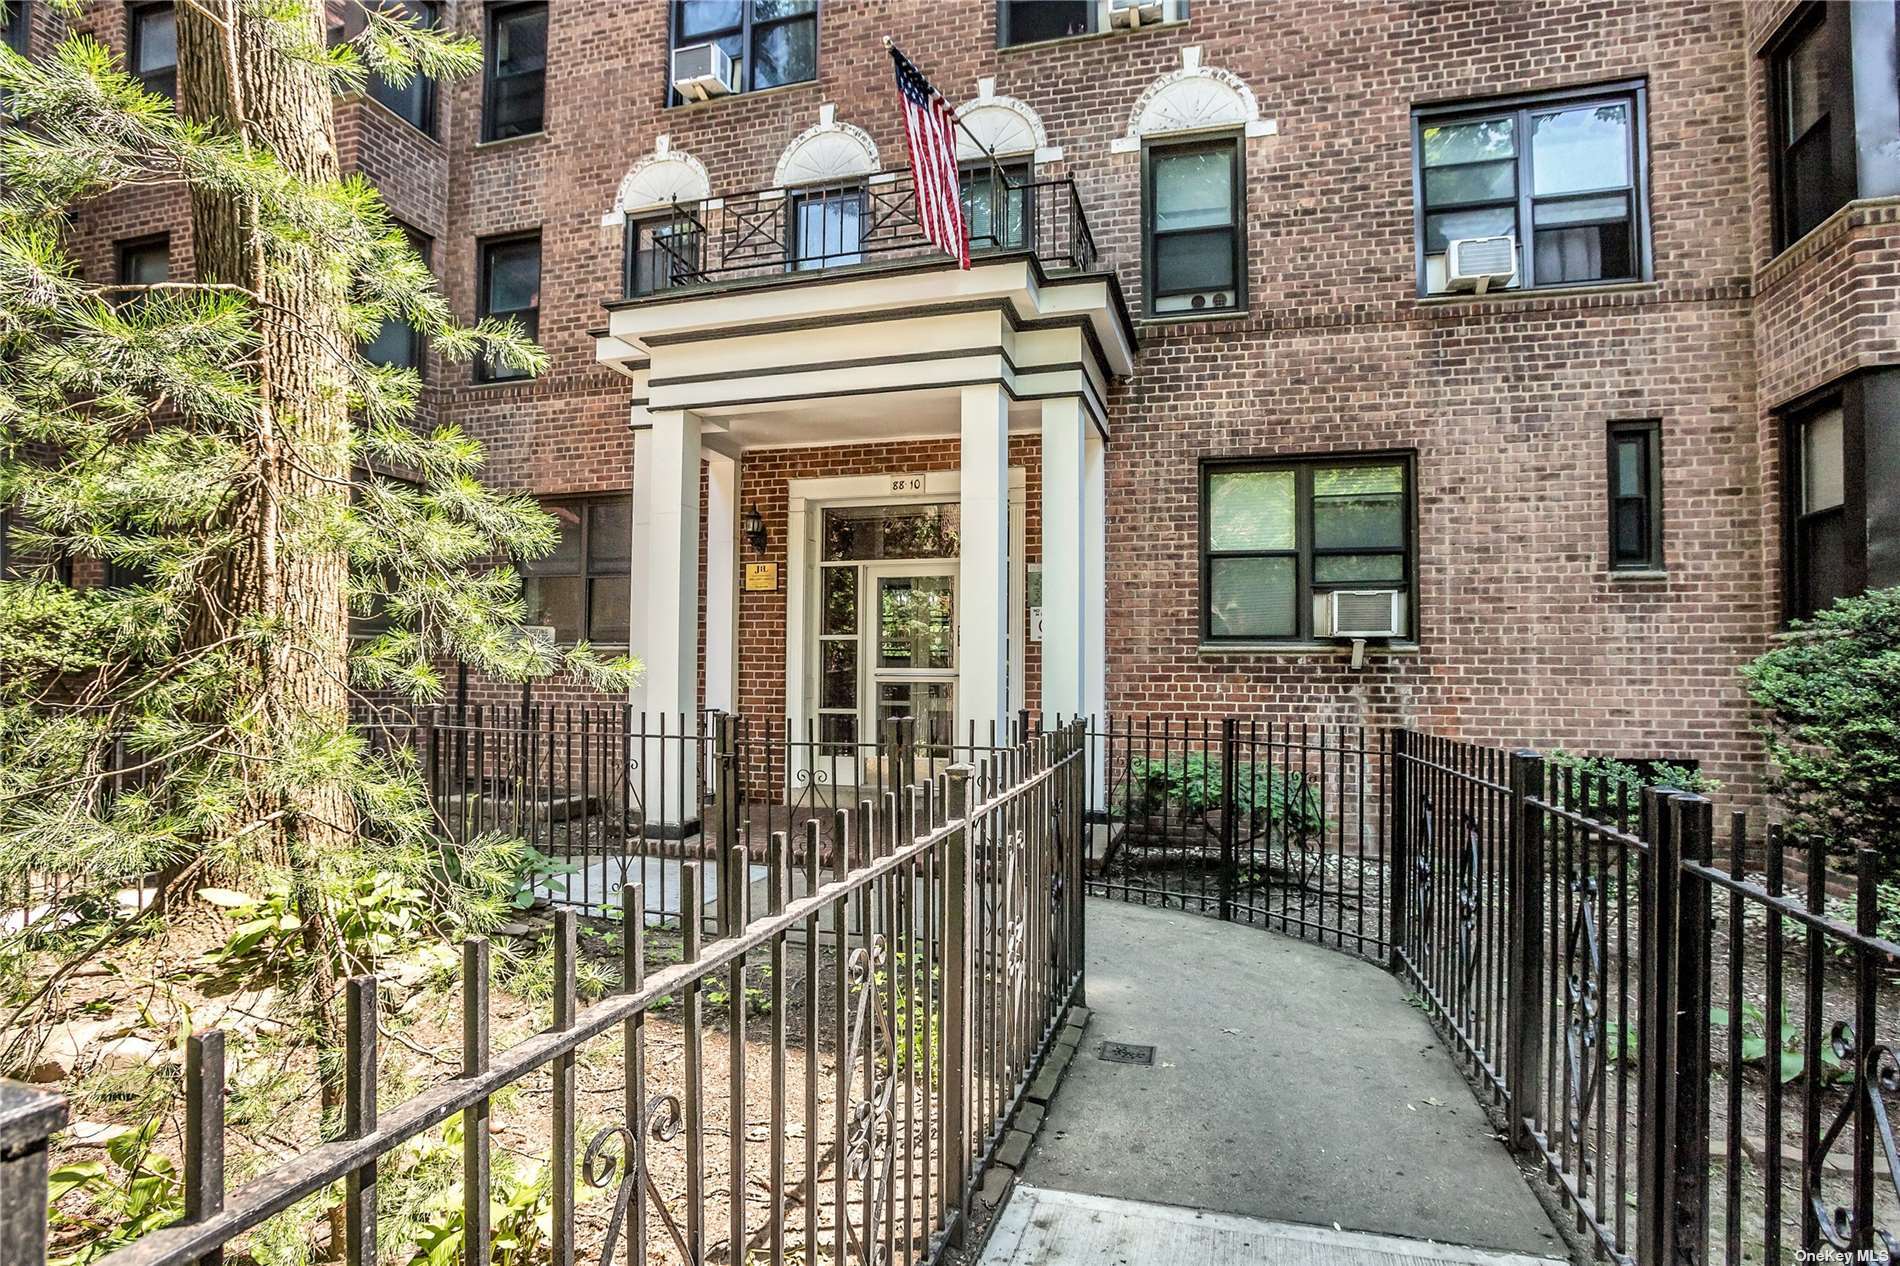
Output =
[{"x1": 867, "y1": 566, "x2": 957, "y2": 778}]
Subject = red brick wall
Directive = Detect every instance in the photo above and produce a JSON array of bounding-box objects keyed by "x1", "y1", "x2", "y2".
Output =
[{"x1": 46, "y1": 0, "x2": 1900, "y2": 810}]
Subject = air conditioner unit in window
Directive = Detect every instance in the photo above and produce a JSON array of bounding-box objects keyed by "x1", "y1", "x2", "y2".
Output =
[
  {"x1": 1444, "y1": 235, "x2": 1517, "y2": 294},
  {"x1": 671, "y1": 43, "x2": 736, "y2": 101},
  {"x1": 1109, "y1": 0, "x2": 1166, "y2": 28},
  {"x1": 1330, "y1": 589, "x2": 1403, "y2": 639},
  {"x1": 1155, "y1": 289, "x2": 1233, "y2": 315}
]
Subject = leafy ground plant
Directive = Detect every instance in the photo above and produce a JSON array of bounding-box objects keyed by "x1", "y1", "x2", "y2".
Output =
[{"x1": 47, "y1": 1119, "x2": 185, "y2": 1266}]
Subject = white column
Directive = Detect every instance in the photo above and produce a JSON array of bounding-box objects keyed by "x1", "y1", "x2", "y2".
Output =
[
  {"x1": 703, "y1": 450, "x2": 738, "y2": 715},
  {"x1": 1083, "y1": 419, "x2": 1107, "y2": 730},
  {"x1": 639, "y1": 410, "x2": 702, "y2": 829},
  {"x1": 1039, "y1": 397, "x2": 1086, "y2": 726},
  {"x1": 958, "y1": 384, "x2": 1011, "y2": 746}
]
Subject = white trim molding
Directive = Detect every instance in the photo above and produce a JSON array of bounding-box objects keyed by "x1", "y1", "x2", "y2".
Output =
[
  {"x1": 1109, "y1": 46, "x2": 1277, "y2": 153},
  {"x1": 773, "y1": 103, "x2": 881, "y2": 187},
  {"x1": 601, "y1": 135, "x2": 711, "y2": 227},
  {"x1": 956, "y1": 78, "x2": 1063, "y2": 165}
]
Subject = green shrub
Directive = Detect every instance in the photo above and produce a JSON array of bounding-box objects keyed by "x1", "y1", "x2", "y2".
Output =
[
  {"x1": 1544, "y1": 750, "x2": 1720, "y2": 820},
  {"x1": 1121, "y1": 754, "x2": 1324, "y2": 835},
  {"x1": 1741, "y1": 587, "x2": 1900, "y2": 869}
]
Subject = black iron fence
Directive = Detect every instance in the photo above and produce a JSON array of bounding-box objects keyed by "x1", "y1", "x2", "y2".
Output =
[
  {"x1": 1393, "y1": 733, "x2": 1900, "y2": 1266},
  {"x1": 627, "y1": 171, "x2": 1100, "y2": 298},
  {"x1": 2, "y1": 723, "x2": 1089, "y2": 1266},
  {"x1": 1083, "y1": 716, "x2": 1390, "y2": 960}
]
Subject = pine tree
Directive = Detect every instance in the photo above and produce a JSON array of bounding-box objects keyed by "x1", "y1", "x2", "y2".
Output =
[{"x1": 0, "y1": 0, "x2": 635, "y2": 1090}]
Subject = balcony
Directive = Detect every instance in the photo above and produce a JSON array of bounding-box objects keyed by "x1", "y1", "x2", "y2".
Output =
[
  {"x1": 619, "y1": 170, "x2": 1102, "y2": 300},
  {"x1": 594, "y1": 167, "x2": 1133, "y2": 460}
]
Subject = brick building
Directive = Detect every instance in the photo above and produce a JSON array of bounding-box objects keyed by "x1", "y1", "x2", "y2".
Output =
[{"x1": 7, "y1": 0, "x2": 1899, "y2": 805}]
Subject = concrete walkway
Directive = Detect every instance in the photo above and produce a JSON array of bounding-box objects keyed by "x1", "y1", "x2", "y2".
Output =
[{"x1": 994, "y1": 900, "x2": 1565, "y2": 1262}]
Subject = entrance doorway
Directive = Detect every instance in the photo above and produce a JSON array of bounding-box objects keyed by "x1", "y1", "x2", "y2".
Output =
[{"x1": 812, "y1": 501, "x2": 960, "y2": 788}]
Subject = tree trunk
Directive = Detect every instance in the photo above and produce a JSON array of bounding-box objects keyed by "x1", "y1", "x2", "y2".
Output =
[{"x1": 175, "y1": 5, "x2": 358, "y2": 1252}]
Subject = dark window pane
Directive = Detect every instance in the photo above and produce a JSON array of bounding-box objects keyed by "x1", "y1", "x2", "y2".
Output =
[
  {"x1": 821, "y1": 566, "x2": 856, "y2": 635},
  {"x1": 523, "y1": 505, "x2": 580, "y2": 574},
  {"x1": 1002, "y1": 0, "x2": 1091, "y2": 44},
  {"x1": 487, "y1": 4, "x2": 547, "y2": 139},
  {"x1": 524, "y1": 575, "x2": 582, "y2": 641},
  {"x1": 818, "y1": 711, "x2": 857, "y2": 753},
  {"x1": 1423, "y1": 205, "x2": 1516, "y2": 254},
  {"x1": 586, "y1": 576, "x2": 629, "y2": 642},
  {"x1": 753, "y1": 0, "x2": 815, "y2": 19},
  {"x1": 1785, "y1": 125, "x2": 1836, "y2": 243},
  {"x1": 1154, "y1": 229, "x2": 1236, "y2": 293},
  {"x1": 1799, "y1": 508, "x2": 1847, "y2": 617},
  {"x1": 962, "y1": 167, "x2": 1030, "y2": 248},
  {"x1": 118, "y1": 241, "x2": 168, "y2": 286},
  {"x1": 822, "y1": 503, "x2": 959, "y2": 561},
  {"x1": 1783, "y1": 20, "x2": 1827, "y2": 137},
  {"x1": 133, "y1": 6, "x2": 176, "y2": 75},
  {"x1": 587, "y1": 500, "x2": 630, "y2": 566},
  {"x1": 750, "y1": 13, "x2": 814, "y2": 88},
  {"x1": 1313, "y1": 554, "x2": 1406, "y2": 584},
  {"x1": 1314, "y1": 494, "x2": 1405, "y2": 551},
  {"x1": 1423, "y1": 160, "x2": 1515, "y2": 207},
  {"x1": 1612, "y1": 499, "x2": 1648, "y2": 565},
  {"x1": 1209, "y1": 556, "x2": 1297, "y2": 639},
  {"x1": 794, "y1": 190, "x2": 863, "y2": 268},
  {"x1": 1531, "y1": 102, "x2": 1630, "y2": 195},
  {"x1": 821, "y1": 639, "x2": 856, "y2": 708},
  {"x1": 1614, "y1": 436, "x2": 1644, "y2": 497},
  {"x1": 1533, "y1": 219, "x2": 1631, "y2": 285},
  {"x1": 362, "y1": 316, "x2": 417, "y2": 369},
  {"x1": 677, "y1": 0, "x2": 742, "y2": 39},
  {"x1": 484, "y1": 240, "x2": 540, "y2": 314}
]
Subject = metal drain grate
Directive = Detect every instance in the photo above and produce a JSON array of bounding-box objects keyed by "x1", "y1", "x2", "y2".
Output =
[{"x1": 1097, "y1": 1040, "x2": 1155, "y2": 1065}]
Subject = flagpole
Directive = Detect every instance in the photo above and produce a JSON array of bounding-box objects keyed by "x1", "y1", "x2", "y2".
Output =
[{"x1": 885, "y1": 36, "x2": 1018, "y2": 189}]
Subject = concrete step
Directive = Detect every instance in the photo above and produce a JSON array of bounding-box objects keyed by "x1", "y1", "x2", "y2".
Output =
[{"x1": 980, "y1": 1187, "x2": 1567, "y2": 1266}]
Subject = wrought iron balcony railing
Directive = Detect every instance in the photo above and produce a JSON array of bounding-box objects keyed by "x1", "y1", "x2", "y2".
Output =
[{"x1": 622, "y1": 170, "x2": 1101, "y2": 300}]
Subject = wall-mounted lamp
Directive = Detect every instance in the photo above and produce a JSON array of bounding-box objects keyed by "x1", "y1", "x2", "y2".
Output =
[{"x1": 743, "y1": 504, "x2": 767, "y2": 553}]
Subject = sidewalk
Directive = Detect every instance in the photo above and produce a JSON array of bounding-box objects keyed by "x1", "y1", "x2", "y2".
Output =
[{"x1": 994, "y1": 899, "x2": 1566, "y2": 1260}]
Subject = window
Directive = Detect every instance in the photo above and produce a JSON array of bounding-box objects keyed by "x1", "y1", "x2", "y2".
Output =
[
  {"x1": 1201, "y1": 455, "x2": 1414, "y2": 643},
  {"x1": 1414, "y1": 83, "x2": 1647, "y2": 295},
  {"x1": 4, "y1": 2, "x2": 27, "y2": 55},
  {"x1": 475, "y1": 232, "x2": 539, "y2": 382},
  {"x1": 625, "y1": 215, "x2": 696, "y2": 296},
  {"x1": 1607, "y1": 421, "x2": 1662, "y2": 571},
  {"x1": 366, "y1": 1, "x2": 439, "y2": 135},
  {"x1": 129, "y1": 3, "x2": 176, "y2": 100},
  {"x1": 996, "y1": 0, "x2": 1186, "y2": 47},
  {"x1": 482, "y1": 2, "x2": 546, "y2": 142},
  {"x1": 113, "y1": 234, "x2": 168, "y2": 306},
  {"x1": 363, "y1": 225, "x2": 430, "y2": 373},
  {"x1": 1143, "y1": 135, "x2": 1242, "y2": 317},
  {"x1": 1770, "y1": 5, "x2": 1851, "y2": 250},
  {"x1": 790, "y1": 183, "x2": 863, "y2": 270},
  {"x1": 669, "y1": 1, "x2": 816, "y2": 100},
  {"x1": 1790, "y1": 400, "x2": 1848, "y2": 619},
  {"x1": 520, "y1": 497, "x2": 631, "y2": 643},
  {"x1": 960, "y1": 160, "x2": 1031, "y2": 251}
]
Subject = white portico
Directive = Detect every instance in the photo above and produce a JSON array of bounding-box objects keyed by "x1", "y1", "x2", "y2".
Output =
[{"x1": 596, "y1": 236, "x2": 1133, "y2": 780}]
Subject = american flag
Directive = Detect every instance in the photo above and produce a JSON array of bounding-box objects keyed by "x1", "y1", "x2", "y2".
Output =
[{"x1": 890, "y1": 44, "x2": 969, "y2": 270}]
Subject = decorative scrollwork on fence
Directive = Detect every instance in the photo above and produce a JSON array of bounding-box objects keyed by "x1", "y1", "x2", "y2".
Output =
[
  {"x1": 585, "y1": 1093, "x2": 688, "y2": 1266},
  {"x1": 1412, "y1": 794, "x2": 1436, "y2": 944},
  {"x1": 1808, "y1": 1025, "x2": 1900, "y2": 1261},
  {"x1": 1563, "y1": 866, "x2": 1602, "y2": 1167},
  {"x1": 1456, "y1": 812, "x2": 1482, "y2": 1007},
  {"x1": 843, "y1": 934, "x2": 898, "y2": 1266}
]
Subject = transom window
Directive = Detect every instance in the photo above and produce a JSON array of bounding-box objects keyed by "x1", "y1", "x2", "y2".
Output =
[
  {"x1": 1202, "y1": 456, "x2": 1414, "y2": 643},
  {"x1": 669, "y1": 1, "x2": 817, "y2": 101},
  {"x1": 1415, "y1": 84, "x2": 1648, "y2": 295},
  {"x1": 520, "y1": 497, "x2": 631, "y2": 644},
  {"x1": 129, "y1": 3, "x2": 176, "y2": 101},
  {"x1": 1143, "y1": 135, "x2": 1244, "y2": 317},
  {"x1": 482, "y1": 2, "x2": 547, "y2": 142}
]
